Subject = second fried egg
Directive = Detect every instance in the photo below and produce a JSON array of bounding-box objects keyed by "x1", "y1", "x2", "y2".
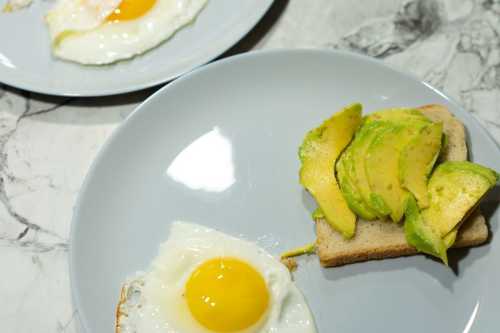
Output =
[{"x1": 46, "y1": 0, "x2": 207, "y2": 65}]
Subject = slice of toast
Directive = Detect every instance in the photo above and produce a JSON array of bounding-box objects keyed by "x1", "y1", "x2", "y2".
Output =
[
  {"x1": 316, "y1": 104, "x2": 489, "y2": 267},
  {"x1": 316, "y1": 210, "x2": 487, "y2": 267}
]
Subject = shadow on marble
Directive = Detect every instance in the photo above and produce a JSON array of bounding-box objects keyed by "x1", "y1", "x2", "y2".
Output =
[
  {"x1": 1, "y1": 84, "x2": 156, "y2": 125},
  {"x1": 222, "y1": 0, "x2": 290, "y2": 57},
  {"x1": 69, "y1": 87, "x2": 159, "y2": 108},
  {"x1": 3, "y1": 84, "x2": 156, "y2": 107}
]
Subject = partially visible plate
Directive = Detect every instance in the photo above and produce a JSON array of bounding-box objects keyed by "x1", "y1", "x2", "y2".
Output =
[
  {"x1": 70, "y1": 49, "x2": 500, "y2": 332},
  {"x1": 0, "y1": 0, "x2": 273, "y2": 96}
]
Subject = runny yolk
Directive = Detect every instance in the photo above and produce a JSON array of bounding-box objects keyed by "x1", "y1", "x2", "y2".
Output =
[
  {"x1": 185, "y1": 257, "x2": 269, "y2": 332},
  {"x1": 106, "y1": 0, "x2": 156, "y2": 22}
]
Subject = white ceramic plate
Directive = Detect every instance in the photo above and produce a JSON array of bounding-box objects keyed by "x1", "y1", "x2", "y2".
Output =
[
  {"x1": 0, "y1": 0, "x2": 272, "y2": 96},
  {"x1": 70, "y1": 50, "x2": 500, "y2": 332}
]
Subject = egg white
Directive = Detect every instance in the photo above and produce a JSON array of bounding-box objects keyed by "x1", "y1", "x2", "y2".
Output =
[
  {"x1": 116, "y1": 222, "x2": 317, "y2": 333},
  {"x1": 3, "y1": 0, "x2": 33, "y2": 12},
  {"x1": 46, "y1": 0, "x2": 121, "y2": 39},
  {"x1": 46, "y1": 0, "x2": 207, "y2": 64}
]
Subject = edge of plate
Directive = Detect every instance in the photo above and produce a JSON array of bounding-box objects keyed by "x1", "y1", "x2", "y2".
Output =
[{"x1": 68, "y1": 48, "x2": 500, "y2": 332}]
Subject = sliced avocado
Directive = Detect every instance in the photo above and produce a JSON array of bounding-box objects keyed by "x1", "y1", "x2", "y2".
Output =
[
  {"x1": 443, "y1": 229, "x2": 457, "y2": 249},
  {"x1": 299, "y1": 104, "x2": 363, "y2": 238},
  {"x1": 312, "y1": 207, "x2": 324, "y2": 220},
  {"x1": 365, "y1": 121, "x2": 428, "y2": 222},
  {"x1": 347, "y1": 109, "x2": 432, "y2": 219},
  {"x1": 400, "y1": 122, "x2": 443, "y2": 208},
  {"x1": 422, "y1": 161, "x2": 498, "y2": 237},
  {"x1": 404, "y1": 195, "x2": 448, "y2": 264},
  {"x1": 336, "y1": 148, "x2": 378, "y2": 220},
  {"x1": 348, "y1": 121, "x2": 392, "y2": 218},
  {"x1": 364, "y1": 108, "x2": 430, "y2": 125},
  {"x1": 280, "y1": 243, "x2": 316, "y2": 259}
]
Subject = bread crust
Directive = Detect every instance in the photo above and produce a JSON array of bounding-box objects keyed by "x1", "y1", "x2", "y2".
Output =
[{"x1": 317, "y1": 210, "x2": 487, "y2": 267}]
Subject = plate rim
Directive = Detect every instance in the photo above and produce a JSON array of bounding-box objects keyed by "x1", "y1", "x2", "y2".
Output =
[
  {"x1": 69, "y1": 48, "x2": 500, "y2": 332},
  {"x1": 0, "y1": 0, "x2": 274, "y2": 97}
]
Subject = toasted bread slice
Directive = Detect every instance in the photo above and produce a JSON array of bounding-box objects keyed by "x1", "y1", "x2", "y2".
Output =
[
  {"x1": 316, "y1": 210, "x2": 487, "y2": 266},
  {"x1": 316, "y1": 104, "x2": 489, "y2": 267}
]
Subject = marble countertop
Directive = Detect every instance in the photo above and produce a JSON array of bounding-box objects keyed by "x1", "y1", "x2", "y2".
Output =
[{"x1": 1, "y1": 0, "x2": 499, "y2": 332}]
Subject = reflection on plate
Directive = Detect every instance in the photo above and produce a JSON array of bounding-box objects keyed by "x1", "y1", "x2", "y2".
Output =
[{"x1": 166, "y1": 127, "x2": 235, "y2": 192}]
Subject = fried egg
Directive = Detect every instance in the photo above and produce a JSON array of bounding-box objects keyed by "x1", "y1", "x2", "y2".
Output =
[
  {"x1": 116, "y1": 222, "x2": 317, "y2": 333},
  {"x1": 46, "y1": 0, "x2": 207, "y2": 64},
  {"x1": 3, "y1": 0, "x2": 32, "y2": 12}
]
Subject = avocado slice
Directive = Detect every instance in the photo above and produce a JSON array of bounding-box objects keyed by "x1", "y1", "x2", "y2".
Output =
[
  {"x1": 422, "y1": 161, "x2": 498, "y2": 237},
  {"x1": 400, "y1": 122, "x2": 443, "y2": 208},
  {"x1": 404, "y1": 195, "x2": 448, "y2": 264},
  {"x1": 364, "y1": 108, "x2": 429, "y2": 125},
  {"x1": 312, "y1": 207, "x2": 324, "y2": 220},
  {"x1": 336, "y1": 147, "x2": 378, "y2": 220},
  {"x1": 346, "y1": 121, "x2": 392, "y2": 218},
  {"x1": 443, "y1": 229, "x2": 457, "y2": 249},
  {"x1": 346, "y1": 109, "x2": 432, "y2": 219},
  {"x1": 299, "y1": 104, "x2": 363, "y2": 238},
  {"x1": 365, "y1": 121, "x2": 428, "y2": 222}
]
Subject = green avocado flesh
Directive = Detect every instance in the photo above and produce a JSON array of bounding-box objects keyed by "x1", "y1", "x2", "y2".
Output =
[
  {"x1": 365, "y1": 120, "x2": 429, "y2": 222},
  {"x1": 404, "y1": 195, "x2": 448, "y2": 264},
  {"x1": 346, "y1": 121, "x2": 391, "y2": 218},
  {"x1": 422, "y1": 161, "x2": 498, "y2": 237},
  {"x1": 364, "y1": 108, "x2": 429, "y2": 125},
  {"x1": 405, "y1": 161, "x2": 497, "y2": 261},
  {"x1": 299, "y1": 104, "x2": 497, "y2": 260},
  {"x1": 299, "y1": 104, "x2": 362, "y2": 238},
  {"x1": 400, "y1": 122, "x2": 443, "y2": 208},
  {"x1": 336, "y1": 146, "x2": 378, "y2": 220},
  {"x1": 443, "y1": 229, "x2": 457, "y2": 249},
  {"x1": 340, "y1": 109, "x2": 431, "y2": 221}
]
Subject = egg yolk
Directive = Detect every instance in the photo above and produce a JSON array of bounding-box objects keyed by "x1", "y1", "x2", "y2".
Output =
[
  {"x1": 185, "y1": 257, "x2": 269, "y2": 332},
  {"x1": 106, "y1": 0, "x2": 156, "y2": 22}
]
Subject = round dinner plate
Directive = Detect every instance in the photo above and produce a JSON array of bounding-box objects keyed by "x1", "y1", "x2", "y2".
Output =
[
  {"x1": 0, "y1": 0, "x2": 272, "y2": 96},
  {"x1": 70, "y1": 50, "x2": 500, "y2": 332}
]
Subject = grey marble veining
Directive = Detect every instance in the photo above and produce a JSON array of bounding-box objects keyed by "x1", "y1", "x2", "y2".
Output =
[{"x1": 0, "y1": 0, "x2": 499, "y2": 332}]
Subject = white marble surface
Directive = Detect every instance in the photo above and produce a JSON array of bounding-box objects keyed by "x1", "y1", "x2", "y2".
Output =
[{"x1": 0, "y1": 0, "x2": 499, "y2": 332}]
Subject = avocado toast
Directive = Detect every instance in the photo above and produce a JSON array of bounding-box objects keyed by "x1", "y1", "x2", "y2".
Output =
[{"x1": 300, "y1": 104, "x2": 497, "y2": 267}]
